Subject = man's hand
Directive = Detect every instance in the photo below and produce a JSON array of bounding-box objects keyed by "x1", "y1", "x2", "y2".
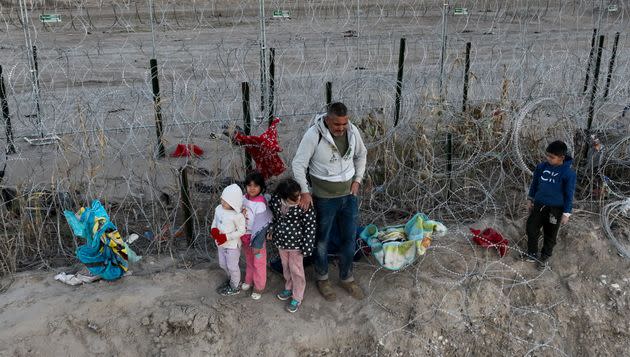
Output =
[
  {"x1": 561, "y1": 214, "x2": 570, "y2": 225},
  {"x1": 351, "y1": 181, "x2": 361, "y2": 196},
  {"x1": 526, "y1": 200, "x2": 533, "y2": 212},
  {"x1": 300, "y1": 192, "x2": 313, "y2": 211}
]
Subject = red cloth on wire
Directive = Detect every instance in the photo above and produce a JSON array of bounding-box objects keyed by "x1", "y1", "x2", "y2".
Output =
[
  {"x1": 171, "y1": 144, "x2": 204, "y2": 157},
  {"x1": 232, "y1": 117, "x2": 286, "y2": 179},
  {"x1": 470, "y1": 227, "x2": 509, "y2": 257}
]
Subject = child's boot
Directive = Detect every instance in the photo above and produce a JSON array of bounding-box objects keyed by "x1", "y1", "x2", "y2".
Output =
[
  {"x1": 219, "y1": 285, "x2": 241, "y2": 296},
  {"x1": 215, "y1": 279, "x2": 230, "y2": 293}
]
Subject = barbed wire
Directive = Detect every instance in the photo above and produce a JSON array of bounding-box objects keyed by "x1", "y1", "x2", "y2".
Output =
[{"x1": 0, "y1": 0, "x2": 629, "y2": 354}]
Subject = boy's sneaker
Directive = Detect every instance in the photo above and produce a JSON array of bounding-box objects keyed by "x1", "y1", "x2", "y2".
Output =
[
  {"x1": 286, "y1": 299, "x2": 300, "y2": 313},
  {"x1": 520, "y1": 252, "x2": 538, "y2": 263},
  {"x1": 276, "y1": 289, "x2": 292, "y2": 301},
  {"x1": 537, "y1": 255, "x2": 551, "y2": 271},
  {"x1": 215, "y1": 279, "x2": 230, "y2": 293},
  {"x1": 219, "y1": 285, "x2": 241, "y2": 296},
  {"x1": 251, "y1": 291, "x2": 262, "y2": 300},
  {"x1": 241, "y1": 283, "x2": 252, "y2": 291}
]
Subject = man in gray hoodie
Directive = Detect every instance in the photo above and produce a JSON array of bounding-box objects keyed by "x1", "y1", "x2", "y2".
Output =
[{"x1": 292, "y1": 102, "x2": 367, "y2": 301}]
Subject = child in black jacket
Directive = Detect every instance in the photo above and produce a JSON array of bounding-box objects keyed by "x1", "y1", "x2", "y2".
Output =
[{"x1": 268, "y1": 179, "x2": 316, "y2": 313}]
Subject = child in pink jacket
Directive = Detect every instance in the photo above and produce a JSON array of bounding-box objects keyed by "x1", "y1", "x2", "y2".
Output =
[{"x1": 241, "y1": 172, "x2": 273, "y2": 300}]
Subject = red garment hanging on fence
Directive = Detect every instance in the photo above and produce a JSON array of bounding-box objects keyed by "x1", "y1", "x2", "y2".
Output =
[
  {"x1": 232, "y1": 117, "x2": 286, "y2": 179},
  {"x1": 470, "y1": 227, "x2": 509, "y2": 257},
  {"x1": 171, "y1": 144, "x2": 204, "y2": 158}
]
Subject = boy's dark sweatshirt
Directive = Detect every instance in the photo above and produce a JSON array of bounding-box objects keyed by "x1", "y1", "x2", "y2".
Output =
[{"x1": 528, "y1": 155, "x2": 577, "y2": 214}]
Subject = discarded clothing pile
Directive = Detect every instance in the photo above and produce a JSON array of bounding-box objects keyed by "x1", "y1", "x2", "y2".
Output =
[
  {"x1": 230, "y1": 117, "x2": 286, "y2": 179},
  {"x1": 64, "y1": 200, "x2": 140, "y2": 281},
  {"x1": 360, "y1": 213, "x2": 447, "y2": 270},
  {"x1": 469, "y1": 227, "x2": 509, "y2": 257}
]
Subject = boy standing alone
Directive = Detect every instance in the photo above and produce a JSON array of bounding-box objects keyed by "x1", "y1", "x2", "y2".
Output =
[{"x1": 524, "y1": 140, "x2": 577, "y2": 270}]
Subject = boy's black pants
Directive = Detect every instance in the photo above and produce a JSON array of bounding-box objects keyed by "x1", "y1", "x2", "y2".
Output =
[{"x1": 526, "y1": 203, "x2": 563, "y2": 258}]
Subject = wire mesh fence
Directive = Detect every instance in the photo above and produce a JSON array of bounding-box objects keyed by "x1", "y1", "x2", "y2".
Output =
[
  {"x1": 1, "y1": 1, "x2": 630, "y2": 354},
  {"x1": 0, "y1": 2, "x2": 629, "y2": 335}
]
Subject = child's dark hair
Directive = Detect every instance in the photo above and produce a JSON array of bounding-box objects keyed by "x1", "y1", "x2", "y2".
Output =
[
  {"x1": 546, "y1": 140, "x2": 568, "y2": 157},
  {"x1": 275, "y1": 178, "x2": 301, "y2": 201},
  {"x1": 244, "y1": 171, "x2": 266, "y2": 194}
]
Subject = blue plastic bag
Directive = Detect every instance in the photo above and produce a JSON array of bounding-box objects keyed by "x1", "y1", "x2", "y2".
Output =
[{"x1": 64, "y1": 200, "x2": 128, "y2": 281}]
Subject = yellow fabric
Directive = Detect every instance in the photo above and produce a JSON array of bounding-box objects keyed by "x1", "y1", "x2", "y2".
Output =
[{"x1": 91, "y1": 216, "x2": 128, "y2": 271}]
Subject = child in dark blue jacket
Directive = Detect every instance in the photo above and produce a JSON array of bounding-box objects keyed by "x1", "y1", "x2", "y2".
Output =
[{"x1": 524, "y1": 140, "x2": 576, "y2": 270}]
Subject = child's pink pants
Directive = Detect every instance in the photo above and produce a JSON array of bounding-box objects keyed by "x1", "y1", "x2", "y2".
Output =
[
  {"x1": 279, "y1": 249, "x2": 306, "y2": 302},
  {"x1": 241, "y1": 234, "x2": 267, "y2": 292}
]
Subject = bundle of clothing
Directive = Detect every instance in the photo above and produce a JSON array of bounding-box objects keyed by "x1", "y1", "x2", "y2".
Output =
[
  {"x1": 64, "y1": 200, "x2": 140, "y2": 281},
  {"x1": 228, "y1": 117, "x2": 286, "y2": 179},
  {"x1": 469, "y1": 227, "x2": 509, "y2": 257},
  {"x1": 360, "y1": 213, "x2": 447, "y2": 270}
]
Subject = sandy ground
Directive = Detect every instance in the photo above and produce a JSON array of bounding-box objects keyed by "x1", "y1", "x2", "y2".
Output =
[
  {"x1": 1, "y1": 214, "x2": 630, "y2": 356},
  {"x1": 1, "y1": 2, "x2": 629, "y2": 356}
]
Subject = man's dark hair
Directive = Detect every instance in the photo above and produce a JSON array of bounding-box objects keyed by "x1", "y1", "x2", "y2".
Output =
[
  {"x1": 244, "y1": 171, "x2": 266, "y2": 193},
  {"x1": 327, "y1": 102, "x2": 348, "y2": 117},
  {"x1": 274, "y1": 178, "x2": 301, "y2": 201},
  {"x1": 546, "y1": 140, "x2": 568, "y2": 157}
]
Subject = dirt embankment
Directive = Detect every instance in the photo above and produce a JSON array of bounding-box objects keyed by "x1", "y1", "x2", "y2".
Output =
[{"x1": 1, "y1": 215, "x2": 629, "y2": 356}]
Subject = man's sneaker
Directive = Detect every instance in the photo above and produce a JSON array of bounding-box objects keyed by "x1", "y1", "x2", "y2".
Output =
[
  {"x1": 215, "y1": 279, "x2": 230, "y2": 293},
  {"x1": 251, "y1": 291, "x2": 262, "y2": 300},
  {"x1": 286, "y1": 299, "x2": 300, "y2": 313},
  {"x1": 520, "y1": 252, "x2": 538, "y2": 263},
  {"x1": 241, "y1": 283, "x2": 252, "y2": 291},
  {"x1": 276, "y1": 289, "x2": 292, "y2": 301},
  {"x1": 537, "y1": 255, "x2": 551, "y2": 271},
  {"x1": 219, "y1": 285, "x2": 241, "y2": 296}
]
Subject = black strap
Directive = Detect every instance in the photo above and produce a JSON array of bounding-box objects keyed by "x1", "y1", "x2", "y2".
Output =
[{"x1": 306, "y1": 132, "x2": 322, "y2": 186}]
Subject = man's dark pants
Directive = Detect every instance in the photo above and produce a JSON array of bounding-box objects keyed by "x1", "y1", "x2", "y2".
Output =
[{"x1": 313, "y1": 194, "x2": 358, "y2": 281}]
